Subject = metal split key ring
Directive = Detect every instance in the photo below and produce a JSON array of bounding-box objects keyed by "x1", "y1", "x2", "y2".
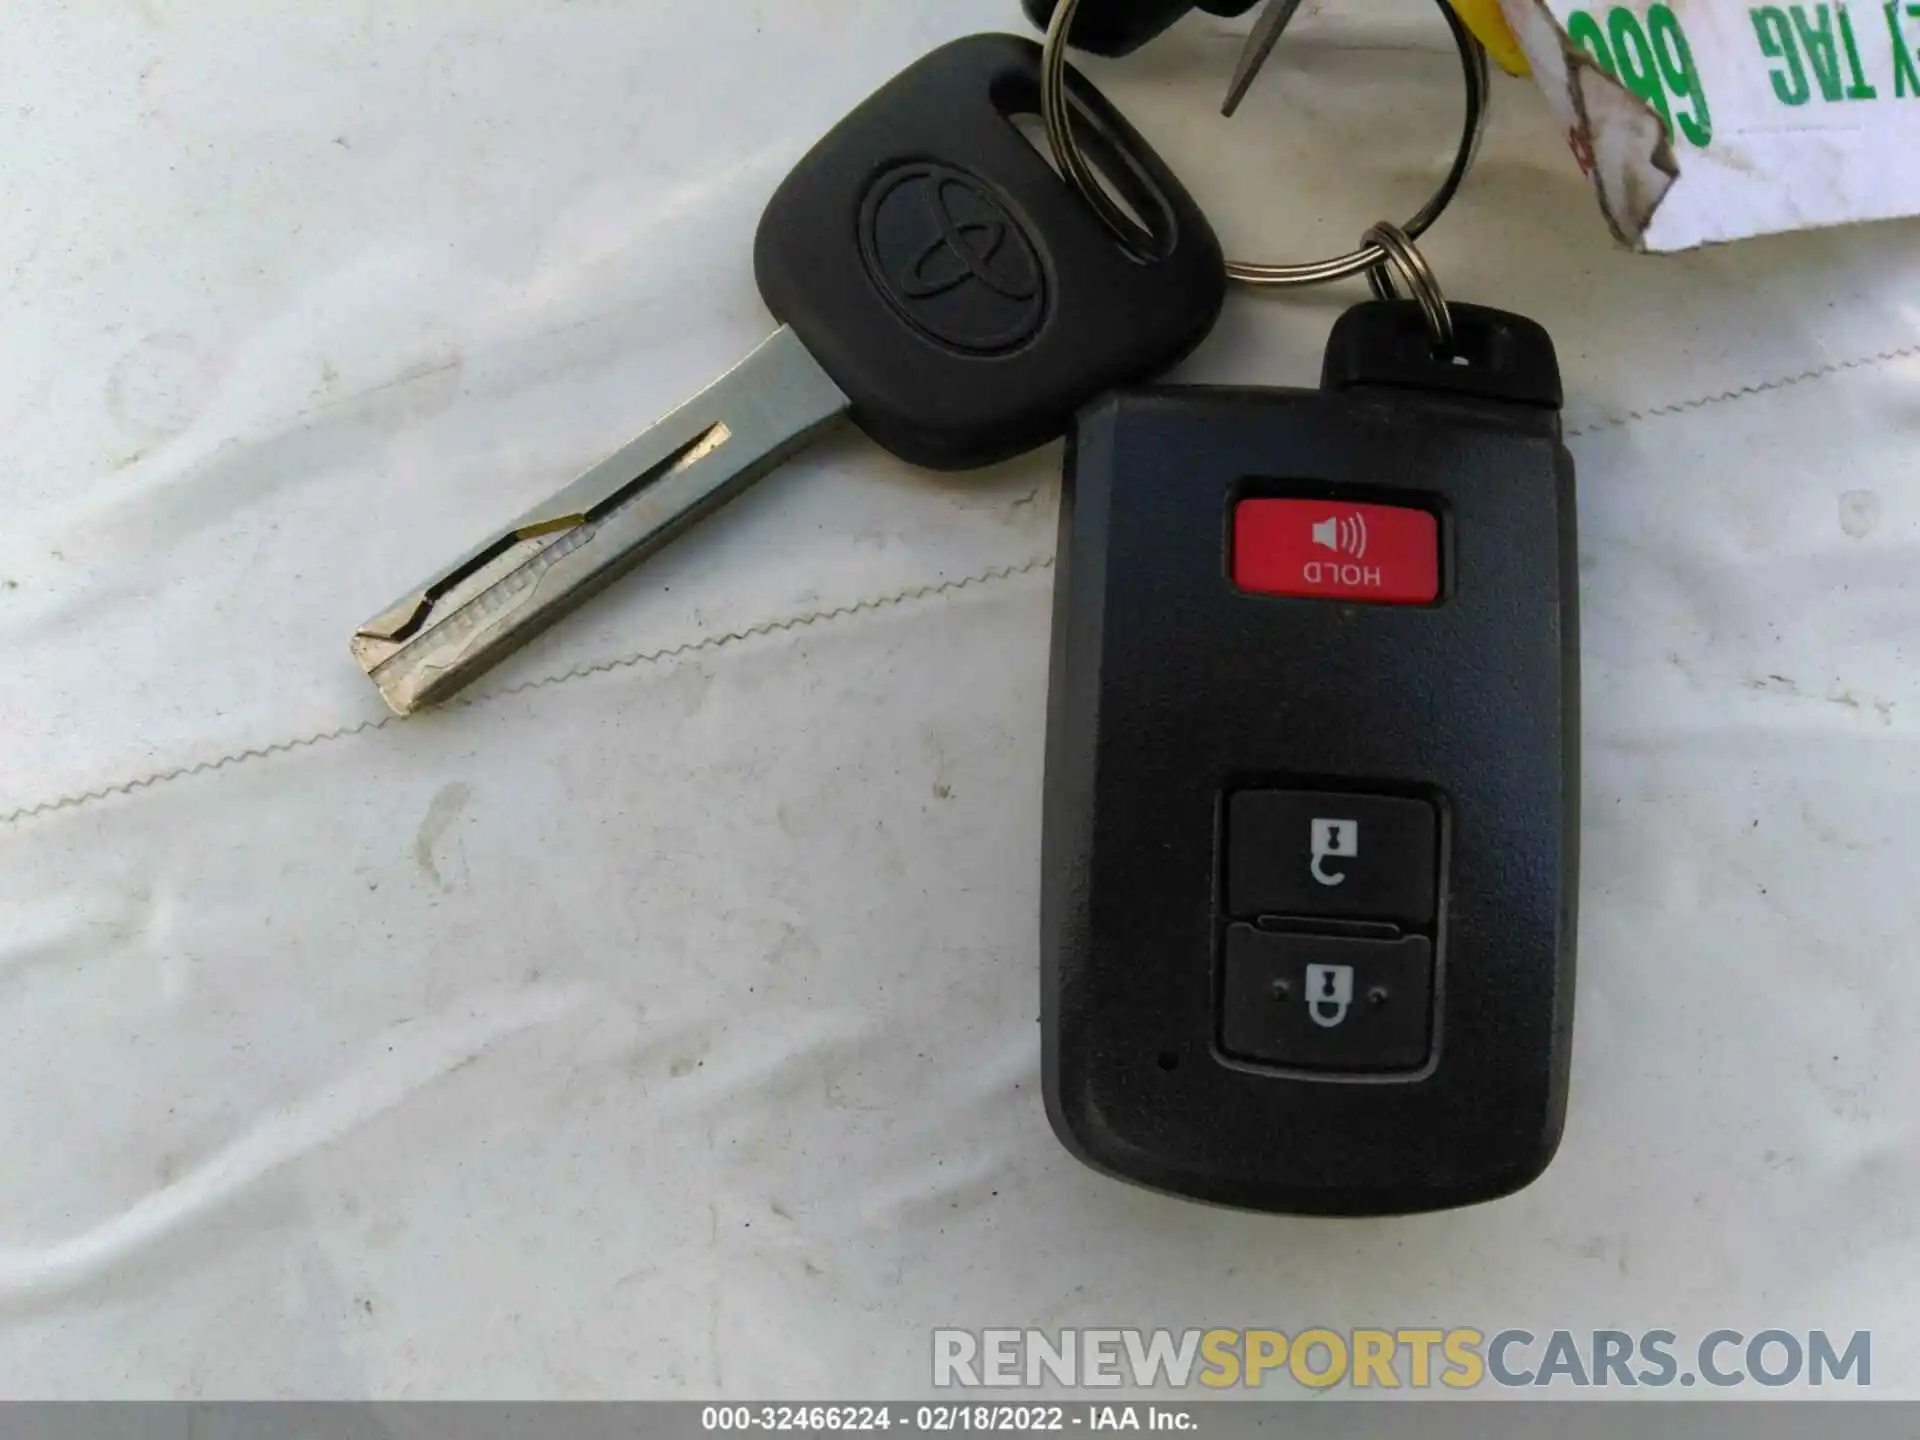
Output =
[
  {"x1": 1362, "y1": 219, "x2": 1453, "y2": 350},
  {"x1": 1039, "y1": 0, "x2": 1489, "y2": 331}
]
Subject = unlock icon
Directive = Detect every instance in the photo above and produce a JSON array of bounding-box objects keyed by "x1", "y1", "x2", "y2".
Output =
[{"x1": 1310, "y1": 818, "x2": 1359, "y2": 886}]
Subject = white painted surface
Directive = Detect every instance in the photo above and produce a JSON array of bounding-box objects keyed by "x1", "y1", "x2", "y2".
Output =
[{"x1": 2, "y1": 0, "x2": 1917, "y2": 1399}]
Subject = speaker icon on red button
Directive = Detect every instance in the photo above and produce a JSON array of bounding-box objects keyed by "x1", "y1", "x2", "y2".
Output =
[
  {"x1": 1234, "y1": 499, "x2": 1439, "y2": 605},
  {"x1": 1311, "y1": 512, "x2": 1369, "y2": 559}
]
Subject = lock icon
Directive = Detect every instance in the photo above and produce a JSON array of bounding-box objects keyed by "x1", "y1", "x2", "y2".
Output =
[{"x1": 1305, "y1": 963, "x2": 1355, "y2": 1029}]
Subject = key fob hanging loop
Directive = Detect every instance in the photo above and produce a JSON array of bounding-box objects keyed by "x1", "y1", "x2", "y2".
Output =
[{"x1": 1037, "y1": 0, "x2": 1491, "y2": 290}]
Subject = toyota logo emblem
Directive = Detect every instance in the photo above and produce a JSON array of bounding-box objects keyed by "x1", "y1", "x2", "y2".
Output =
[{"x1": 860, "y1": 163, "x2": 1048, "y2": 355}]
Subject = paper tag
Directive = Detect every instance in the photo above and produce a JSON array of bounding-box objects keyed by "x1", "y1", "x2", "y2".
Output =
[{"x1": 1496, "y1": 1, "x2": 1920, "y2": 251}]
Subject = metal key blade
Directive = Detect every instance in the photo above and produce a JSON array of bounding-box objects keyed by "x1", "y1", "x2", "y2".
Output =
[
  {"x1": 352, "y1": 326, "x2": 849, "y2": 716},
  {"x1": 1220, "y1": 0, "x2": 1307, "y2": 117}
]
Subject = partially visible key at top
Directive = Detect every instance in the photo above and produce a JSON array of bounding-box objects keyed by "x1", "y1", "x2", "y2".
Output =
[
  {"x1": 352, "y1": 35, "x2": 1226, "y2": 715},
  {"x1": 1022, "y1": 0, "x2": 1264, "y2": 58}
]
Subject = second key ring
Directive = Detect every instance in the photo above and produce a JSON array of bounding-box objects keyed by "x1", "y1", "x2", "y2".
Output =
[
  {"x1": 1363, "y1": 220, "x2": 1453, "y2": 350},
  {"x1": 1040, "y1": 0, "x2": 1491, "y2": 287}
]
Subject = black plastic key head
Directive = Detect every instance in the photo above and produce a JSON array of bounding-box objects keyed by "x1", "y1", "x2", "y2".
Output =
[
  {"x1": 1023, "y1": 0, "x2": 1265, "y2": 57},
  {"x1": 754, "y1": 35, "x2": 1226, "y2": 471}
]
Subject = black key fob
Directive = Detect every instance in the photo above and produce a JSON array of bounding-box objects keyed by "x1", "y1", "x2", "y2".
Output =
[
  {"x1": 1041, "y1": 301, "x2": 1580, "y2": 1216},
  {"x1": 1023, "y1": 0, "x2": 1264, "y2": 57}
]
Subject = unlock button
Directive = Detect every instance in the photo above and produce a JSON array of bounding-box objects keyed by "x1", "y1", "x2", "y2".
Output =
[
  {"x1": 1222, "y1": 926, "x2": 1434, "y2": 1073},
  {"x1": 1229, "y1": 790, "x2": 1438, "y2": 923}
]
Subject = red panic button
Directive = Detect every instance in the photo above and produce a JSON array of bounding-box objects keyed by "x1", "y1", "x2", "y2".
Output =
[{"x1": 1233, "y1": 499, "x2": 1440, "y2": 605}]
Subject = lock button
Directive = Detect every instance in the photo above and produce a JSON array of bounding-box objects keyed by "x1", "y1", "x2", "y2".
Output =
[
  {"x1": 1221, "y1": 926, "x2": 1434, "y2": 1073},
  {"x1": 1227, "y1": 790, "x2": 1439, "y2": 924}
]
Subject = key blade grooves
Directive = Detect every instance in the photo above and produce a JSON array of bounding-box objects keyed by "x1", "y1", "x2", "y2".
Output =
[
  {"x1": 582, "y1": 421, "x2": 733, "y2": 524},
  {"x1": 352, "y1": 422, "x2": 734, "y2": 651},
  {"x1": 351, "y1": 327, "x2": 848, "y2": 715},
  {"x1": 515, "y1": 516, "x2": 587, "y2": 540}
]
